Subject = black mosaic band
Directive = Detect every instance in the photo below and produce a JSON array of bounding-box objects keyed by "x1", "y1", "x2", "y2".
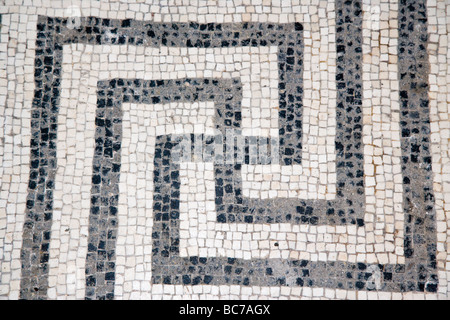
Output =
[
  {"x1": 20, "y1": 0, "x2": 438, "y2": 299},
  {"x1": 397, "y1": 0, "x2": 438, "y2": 290},
  {"x1": 20, "y1": 17, "x2": 62, "y2": 299},
  {"x1": 84, "y1": 78, "x2": 244, "y2": 299},
  {"x1": 216, "y1": 0, "x2": 366, "y2": 226},
  {"x1": 150, "y1": 135, "x2": 433, "y2": 292}
]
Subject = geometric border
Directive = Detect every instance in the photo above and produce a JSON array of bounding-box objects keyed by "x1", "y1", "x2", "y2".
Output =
[{"x1": 19, "y1": 0, "x2": 438, "y2": 299}]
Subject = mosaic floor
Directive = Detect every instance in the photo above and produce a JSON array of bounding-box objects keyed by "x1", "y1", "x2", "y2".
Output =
[{"x1": 0, "y1": 0, "x2": 449, "y2": 300}]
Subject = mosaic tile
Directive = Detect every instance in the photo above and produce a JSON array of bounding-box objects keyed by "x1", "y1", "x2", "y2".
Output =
[{"x1": 0, "y1": 0, "x2": 449, "y2": 300}]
